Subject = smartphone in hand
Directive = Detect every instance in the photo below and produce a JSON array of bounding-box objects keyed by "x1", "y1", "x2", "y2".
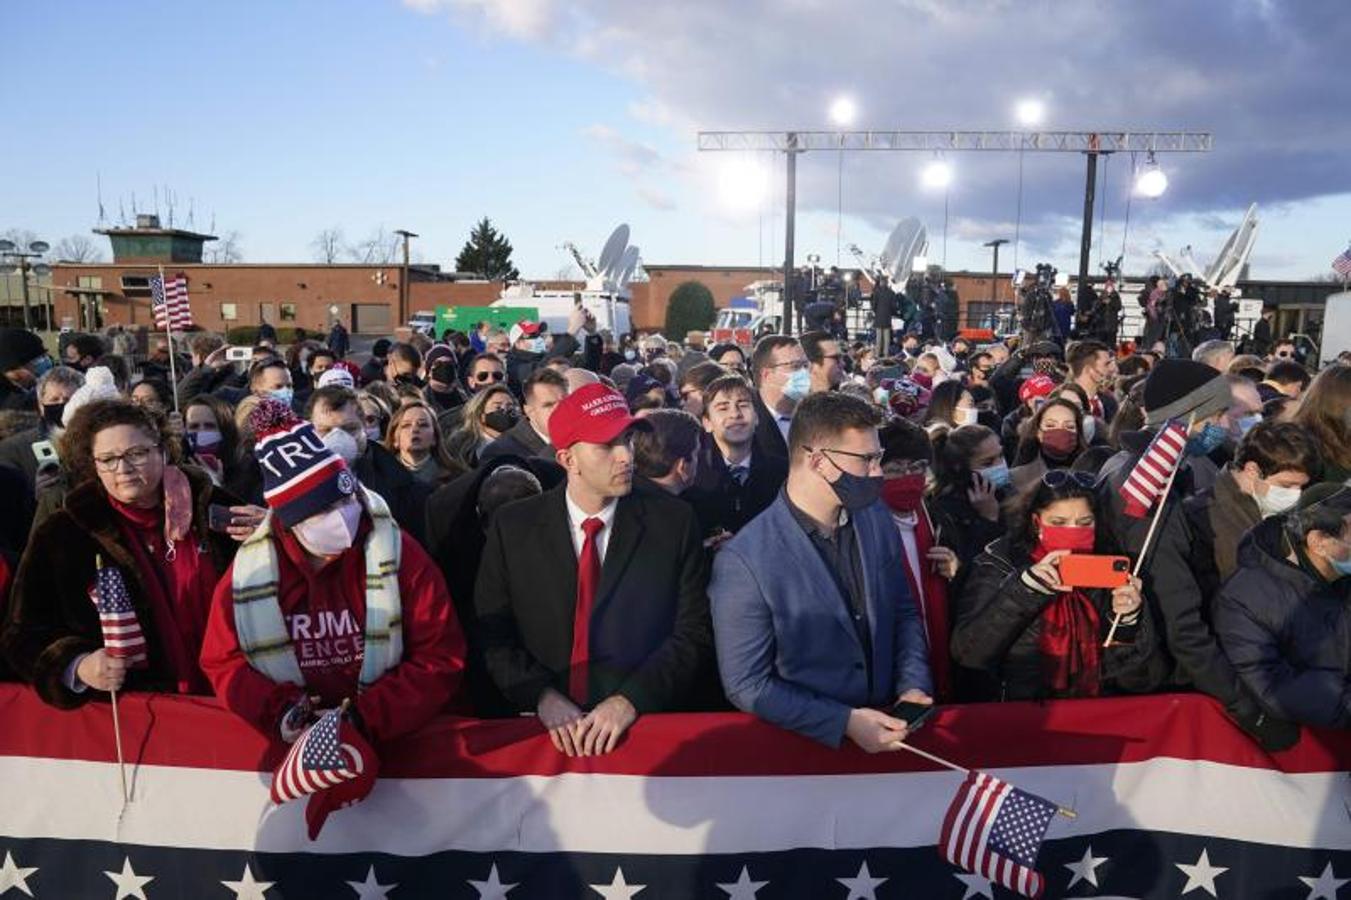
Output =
[
  {"x1": 890, "y1": 701, "x2": 936, "y2": 732},
  {"x1": 207, "y1": 504, "x2": 234, "y2": 533},
  {"x1": 1058, "y1": 554, "x2": 1131, "y2": 589}
]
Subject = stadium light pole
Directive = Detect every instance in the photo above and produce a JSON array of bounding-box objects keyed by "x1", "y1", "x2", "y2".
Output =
[
  {"x1": 0, "y1": 239, "x2": 50, "y2": 330},
  {"x1": 394, "y1": 229, "x2": 418, "y2": 329}
]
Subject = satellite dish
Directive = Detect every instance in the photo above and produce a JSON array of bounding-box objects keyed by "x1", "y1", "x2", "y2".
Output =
[
  {"x1": 0, "y1": 264, "x2": 17, "y2": 276},
  {"x1": 615, "y1": 245, "x2": 640, "y2": 288},
  {"x1": 879, "y1": 220, "x2": 909, "y2": 275},
  {"x1": 28, "y1": 241, "x2": 49, "y2": 255},
  {"x1": 0, "y1": 240, "x2": 15, "y2": 253},
  {"x1": 31, "y1": 263, "x2": 51, "y2": 277},
  {"x1": 596, "y1": 224, "x2": 630, "y2": 279},
  {"x1": 891, "y1": 219, "x2": 927, "y2": 282},
  {"x1": 1205, "y1": 203, "x2": 1259, "y2": 289}
]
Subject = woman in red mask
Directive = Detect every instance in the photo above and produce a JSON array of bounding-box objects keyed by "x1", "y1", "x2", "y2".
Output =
[
  {"x1": 1008, "y1": 398, "x2": 1087, "y2": 498},
  {"x1": 879, "y1": 419, "x2": 961, "y2": 701},
  {"x1": 949, "y1": 471, "x2": 1166, "y2": 701}
]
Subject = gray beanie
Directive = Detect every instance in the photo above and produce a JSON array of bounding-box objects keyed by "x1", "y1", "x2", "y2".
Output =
[{"x1": 1142, "y1": 359, "x2": 1231, "y2": 426}]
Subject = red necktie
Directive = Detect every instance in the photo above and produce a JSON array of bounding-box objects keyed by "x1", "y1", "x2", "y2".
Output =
[{"x1": 568, "y1": 517, "x2": 605, "y2": 704}]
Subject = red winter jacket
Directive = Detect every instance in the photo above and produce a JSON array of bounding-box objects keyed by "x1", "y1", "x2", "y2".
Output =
[{"x1": 200, "y1": 519, "x2": 466, "y2": 743}]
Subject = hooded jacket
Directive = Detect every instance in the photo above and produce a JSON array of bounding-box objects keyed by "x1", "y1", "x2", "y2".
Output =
[{"x1": 1214, "y1": 517, "x2": 1350, "y2": 728}]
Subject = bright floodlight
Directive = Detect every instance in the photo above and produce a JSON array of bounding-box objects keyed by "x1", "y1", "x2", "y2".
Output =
[
  {"x1": 1015, "y1": 98, "x2": 1045, "y2": 127},
  {"x1": 716, "y1": 157, "x2": 770, "y2": 213},
  {"x1": 1135, "y1": 159, "x2": 1168, "y2": 198},
  {"x1": 829, "y1": 96, "x2": 857, "y2": 127},
  {"x1": 921, "y1": 160, "x2": 953, "y2": 190}
]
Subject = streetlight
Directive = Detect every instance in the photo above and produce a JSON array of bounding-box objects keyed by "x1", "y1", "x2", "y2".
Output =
[
  {"x1": 829, "y1": 96, "x2": 857, "y2": 127},
  {"x1": 0, "y1": 239, "x2": 50, "y2": 329},
  {"x1": 1014, "y1": 98, "x2": 1045, "y2": 127},
  {"x1": 920, "y1": 160, "x2": 953, "y2": 268},
  {"x1": 982, "y1": 238, "x2": 1009, "y2": 306},
  {"x1": 1135, "y1": 152, "x2": 1169, "y2": 198},
  {"x1": 393, "y1": 229, "x2": 418, "y2": 328}
]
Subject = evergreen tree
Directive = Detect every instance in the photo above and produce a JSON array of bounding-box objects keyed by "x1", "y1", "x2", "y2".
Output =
[
  {"x1": 455, "y1": 217, "x2": 519, "y2": 281},
  {"x1": 664, "y1": 280, "x2": 716, "y2": 339}
]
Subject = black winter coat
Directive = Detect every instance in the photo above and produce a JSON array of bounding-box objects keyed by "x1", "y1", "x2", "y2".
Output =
[
  {"x1": 1214, "y1": 518, "x2": 1351, "y2": 728},
  {"x1": 951, "y1": 536, "x2": 1166, "y2": 700}
]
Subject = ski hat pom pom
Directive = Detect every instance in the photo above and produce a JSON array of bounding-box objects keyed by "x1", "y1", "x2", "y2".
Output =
[{"x1": 62, "y1": 366, "x2": 122, "y2": 428}]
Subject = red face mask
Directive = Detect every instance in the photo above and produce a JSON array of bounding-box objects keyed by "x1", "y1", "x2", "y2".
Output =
[
  {"x1": 882, "y1": 473, "x2": 926, "y2": 513},
  {"x1": 1040, "y1": 428, "x2": 1079, "y2": 460},
  {"x1": 1036, "y1": 520, "x2": 1095, "y2": 553}
]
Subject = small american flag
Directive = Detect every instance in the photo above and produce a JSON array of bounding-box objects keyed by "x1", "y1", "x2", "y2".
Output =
[
  {"x1": 89, "y1": 565, "x2": 148, "y2": 668},
  {"x1": 1333, "y1": 244, "x2": 1351, "y2": 279},
  {"x1": 939, "y1": 770, "x2": 1060, "y2": 898},
  {"x1": 149, "y1": 273, "x2": 193, "y2": 330},
  {"x1": 1119, "y1": 419, "x2": 1188, "y2": 518},
  {"x1": 271, "y1": 706, "x2": 378, "y2": 839}
]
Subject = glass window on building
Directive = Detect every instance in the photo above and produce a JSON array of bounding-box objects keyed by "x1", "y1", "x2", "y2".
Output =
[
  {"x1": 76, "y1": 276, "x2": 103, "y2": 290},
  {"x1": 280, "y1": 303, "x2": 297, "y2": 322},
  {"x1": 221, "y1": 302, "x2": 238, "y2": 321}
]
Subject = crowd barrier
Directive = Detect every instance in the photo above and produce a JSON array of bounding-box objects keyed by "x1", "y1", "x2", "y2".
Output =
[{"x1": 0, "y1": 685, "x2": 1347, "y2": 898}]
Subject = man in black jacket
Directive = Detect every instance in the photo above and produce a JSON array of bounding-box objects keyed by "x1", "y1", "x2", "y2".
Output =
[
  {"x1": 481, "y1": 367, "x2": 566, "y2": 464},
  {"x1": 475, "y1": 383, "x2": 714, "y2": 756},
  {"x1": 1099, "y1": 359, "x2": 1298, "y2": 750},
  {"x1": 685, "y1": 375, "x2": 787, "y2": 539},
  {"x1": 871, "y1": 276, "x2": 896, "y2": 356},
  {"x1": 0, "y1": 328, "x2": 51, "y2": 412},
  {"x1": 749, "y1": 335, "x2": 808, "y2": 462},
  {"x1": 305, "y1": 385, "x2": 430, "y2": 544}
]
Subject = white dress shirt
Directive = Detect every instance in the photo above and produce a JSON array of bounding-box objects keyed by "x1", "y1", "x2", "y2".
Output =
[{"x1": 565, "y1": 490, "x2": 618, "y2": 563}]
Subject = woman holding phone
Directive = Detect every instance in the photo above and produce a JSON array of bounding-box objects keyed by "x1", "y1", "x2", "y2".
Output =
[
  {"x1": 929, "y1": 424, "x2": 1008, "y2": 565},
  {"x1": 950, "y1": 470, "x2": 1166, "y2": 701}
]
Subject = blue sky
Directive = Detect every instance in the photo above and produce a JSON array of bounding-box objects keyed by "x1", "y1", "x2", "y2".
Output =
[{"x1": 7, "y1": 0, "x2": 1350, "y2": 282}]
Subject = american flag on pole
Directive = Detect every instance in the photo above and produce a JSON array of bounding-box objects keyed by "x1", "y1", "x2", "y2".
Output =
[
  {"x1": 1119, "y1": 419, "x2": 1188, "y2": 518},
  {"x1": 89, "y1": 565, "x2": 148, "y2": 668},
  {"x1": 939, "y1": 770, "x2": 1060, "y2": 899},
  {"x1": 1333, "y1": 243, "x2": 1351, "y2": 279},
  {"x1": 271, "y1": 706, "x2": 378, "y2": 839},
  {"x1": 149, "y1": 273, "x2": 193, "y2": 330}
]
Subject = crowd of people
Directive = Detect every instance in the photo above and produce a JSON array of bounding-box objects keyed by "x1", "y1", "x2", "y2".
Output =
[{"x1": 0, "y1": 313, "x2": 1347, "y2": 778}]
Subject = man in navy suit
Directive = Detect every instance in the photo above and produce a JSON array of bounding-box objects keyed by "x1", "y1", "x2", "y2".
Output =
[{"x1": 709, "y1": 391, "x2": 933, "y2": 750}]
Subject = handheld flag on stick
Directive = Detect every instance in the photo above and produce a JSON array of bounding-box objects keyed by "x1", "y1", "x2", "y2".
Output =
[
  {"x1": 939, "y1": 770, "x2": 1061, "y2": 899},
  {"x1": 271, "y1": 702, "x2": 379, "y2": 840},
  {"x1": 148, "y1": 271, "x2": 194, "y2": 331},
  {"x1": 89, "y1": 554, "x2": 143, "y2": 803}
]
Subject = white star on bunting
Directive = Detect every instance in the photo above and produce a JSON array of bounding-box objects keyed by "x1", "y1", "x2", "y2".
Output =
[
  {"x1": 836, "y1": 861, "x2": 887, "y2": 900},
  {"x1": 104, "y1": 857, "x2": 154, "y2": 900},
  {"x1": 1299, "y1": 861, "x2": 1349, "y2": 900},
  {"x1": 346, "y1": 865, "x2": 397, "y2": 900},
  {"x1": 717, "y1": 865, "x2": 769, "y2": 899},
  {"x1": 589, "y1": 867, "x2": 645, "y2": 899},
  {"x1": 468, "y1": 863, "x2": 519, "y2": 899},
  {"x1": 953, "y1": 870, "x2": 994, "y2": 899},
  {"x1": 0, "y1": 851, "x2": 37, "y2": 898},
  {"x1": 1176, "y1": 848, "x2": 1228, "y2": 897},
  {"x1": 221, "y1": 863, "x2": 275, "y2": 900},
  {"x1": 1065, "y1": 845, "x2": 1110, "y2": 889}
]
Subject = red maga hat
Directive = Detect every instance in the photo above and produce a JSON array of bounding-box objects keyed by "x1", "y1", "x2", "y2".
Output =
[{"x1": 548, "y1": 383, "x2": 645, "y2": 449}]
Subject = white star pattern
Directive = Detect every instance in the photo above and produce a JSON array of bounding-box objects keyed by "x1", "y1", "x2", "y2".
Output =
[
  {"x1": 953, "y1": 870, "x2": 995, "y2": 899},
  {"x1": 221, "y1": 863, "x2": 275, "y2": 900},
  {"x1": 1176, "y1": 849, "x2": 1228, "y2": 897},
  {"x1": 346, "y1": 865, "x2": 396, "y2": 900},
  {"x1": 104, "y1": 857, "x2": 154, "y2": 900},
  {"x1": 836, "y1": 861, "x2": 887, "y2": 900},
  {"x1": 589, "y1": 867, "x2": 645, "y2": 899},
  {"x1": 717, "y1": 865, "x2": 768, "y2": 899},
  {"x1": 0, "y1": 851, "x2": 37, "y2": 898},
  {"x1": 1065, "y1": 845, "x2": 1110, "y2": 889},
  {"x1": 1299, "y1": 862, "x2": 1349, "y2": 900},
  {"x1": 468, "y1": 863, "x2": 519, "y2": 899}
]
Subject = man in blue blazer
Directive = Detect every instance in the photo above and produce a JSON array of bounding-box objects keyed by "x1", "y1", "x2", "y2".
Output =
[{"x1": 709, "y1": 392, "x2": 934, "y2": 750}]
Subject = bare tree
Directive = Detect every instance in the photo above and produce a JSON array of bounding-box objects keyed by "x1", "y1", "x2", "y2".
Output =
[
  {"x1": 204, "y1": 231, "x2": 244, "y2": 264},
  {"x1": 311, "y1": 227, "x2": 345, "y2": 264},
  {"x1": 347, "y1": 226, "x2": 398, "y2": 264},
  {"x1": 52, "y1": 235, "x2": 104, "y2": 263}
]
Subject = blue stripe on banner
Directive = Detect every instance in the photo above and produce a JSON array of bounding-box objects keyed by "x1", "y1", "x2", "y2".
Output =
[{"x1": 1, "y1": 832, "x2": 1347, "y2": 899}]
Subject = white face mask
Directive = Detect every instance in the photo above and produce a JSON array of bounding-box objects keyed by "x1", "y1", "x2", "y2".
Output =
[
  {"x1": 1255, "y1": 482, "x2": 1301, "y2": 518},
  {"x1": 364, "y1": 425, "x2": 383, "y2": 444},
  {"x1": 322, "y1": 427, "x2": 360, "y2": 466},
  {"x1": 956, "y1": 406, "x2": 978, "y2": 427},
  {"x1": 293, "y1": 498, "x2": 362, "y2": 557}
]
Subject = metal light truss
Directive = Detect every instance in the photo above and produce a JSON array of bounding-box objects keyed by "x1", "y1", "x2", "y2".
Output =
[{"x1": 697, "y1": 130, "x2": 1212, "y2": 153}]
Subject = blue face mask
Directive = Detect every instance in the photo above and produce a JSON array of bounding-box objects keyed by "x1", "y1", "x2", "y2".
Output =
[
  {"x1": 1234, "y1": 413, "x2": 1261, "y2": 438},
  {"x1": 268, "y1": 387, "x2": 295, "y2": 407},
  {"x1": 1328, "y1": 542, "x2": 1351, "y2": 578},
  {"x1": 30, "y1": 355, "x2": 53, "y2": 377},
  {"x1": 976, "y1": 461, "x2": 1011, "y2": 491},
  {"x1": 1186, "y1": 422, "x2": 1228, "y2": 457},
  {"x1": 782, "y1": 367, "x2": 811, "y2": 402}
]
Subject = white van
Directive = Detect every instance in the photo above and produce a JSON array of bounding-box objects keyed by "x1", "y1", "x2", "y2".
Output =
[{"x1": 1319, "y1": 291, "x2": 1351, "y2": 366}]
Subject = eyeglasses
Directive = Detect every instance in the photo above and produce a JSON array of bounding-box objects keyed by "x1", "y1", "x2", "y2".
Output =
[
  {"x1": 94, "y1": 445, "x2": 160, "y2": 472},
  {"x1": 770, "y1": 359, "x2": 809, "y2": 371},
  {"x1": 1041, "y1": 469, "x2": 1097, "y2": 490},
  {"x1": 806, "y1": 446, "x2": 885, "y2": 467},
  {"x1": 474, "y1": 370, "x2": 506, "y2": 383}
]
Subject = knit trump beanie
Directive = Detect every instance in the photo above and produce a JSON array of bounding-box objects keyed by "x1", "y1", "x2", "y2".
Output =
[{"x1": 249, "y1": 399, "x2": 357, "y2": 527}]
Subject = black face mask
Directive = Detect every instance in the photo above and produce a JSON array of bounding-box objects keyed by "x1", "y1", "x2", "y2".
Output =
[
  {"x1": 41, "y1": 403, "x2": 66, "y2": 430},
  {"x1": 394, "y1": 373, "x2": 426, "y2": 389},
  {"x1": 823, "y1": 456, "x2": 883, "y2": 511},
  {"x1": 483, "y1": 408, "x2": 520, "y2": 433}
]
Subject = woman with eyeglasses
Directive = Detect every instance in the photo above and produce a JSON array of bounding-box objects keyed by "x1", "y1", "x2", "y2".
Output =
[
  {"x1": 1008, "y1": 397, "x2": 1086, "y2": 497},
  {"x1": 879, "y1": 418, "x2": 961, "y2": 701},
  {"x1": 950, "y1": 470, "x2": 1165, "y2": 701},
  {"x1": 444, "y1": 384, "x2": 520, "y2": 469},
  {"x1": 356, "y1": 390, "x2": 392, "y2": 446},
  {"x1": 2, "y1": 399, "x2": 241, "y2": 708}
]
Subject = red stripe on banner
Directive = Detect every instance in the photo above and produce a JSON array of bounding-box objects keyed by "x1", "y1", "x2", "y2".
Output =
[{"x1": 0, "y1": 687, "x2": 1344, "y2": 780}]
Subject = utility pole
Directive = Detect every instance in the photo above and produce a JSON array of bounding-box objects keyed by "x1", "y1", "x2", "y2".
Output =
[
  {"x1": 983, "y1": 239, "x2": 1009, "y2": 303},
  {"x1": 394, "y1": 229, "x2": 418, "y2": 328},
  {"x1": 1076, "y1": 137, "x2": 1100, "y2": 307},
  {"x1": 782, "y1": 133, "x2": 799, "y2": 335}
]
